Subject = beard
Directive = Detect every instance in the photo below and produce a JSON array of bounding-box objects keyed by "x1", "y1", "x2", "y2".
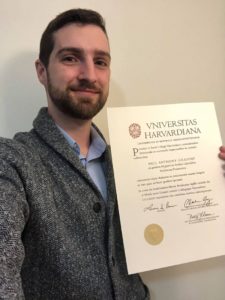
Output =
[{"x1": 46, "y1": 76, "x2": 108, "y2": 120}]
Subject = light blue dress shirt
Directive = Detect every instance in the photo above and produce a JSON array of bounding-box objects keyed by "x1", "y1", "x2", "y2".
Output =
[{"x1": 57, "y1": 125, "x2": 108, "y2": 202}]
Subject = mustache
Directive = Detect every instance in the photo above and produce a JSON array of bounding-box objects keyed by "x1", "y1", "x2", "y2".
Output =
[{"x1": 69, "y1": 80, "x2": 100, "y2": 92}]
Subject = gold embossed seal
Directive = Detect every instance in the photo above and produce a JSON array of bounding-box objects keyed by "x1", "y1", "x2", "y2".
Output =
[{"x1": 144, "y1": 224, "x2": 164, "y2": 245}]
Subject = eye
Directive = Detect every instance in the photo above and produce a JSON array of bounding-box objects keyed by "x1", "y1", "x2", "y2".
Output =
[
  {"x1": 95, "y1": 58, "x2": 109, "y2": 68},
  {"x1": 61, "y1": 55, "x2": 79, "y2": 64}
]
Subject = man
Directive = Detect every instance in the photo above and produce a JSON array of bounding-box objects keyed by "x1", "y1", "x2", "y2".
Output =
[{"x1": 0, "y1": 9, "x2": 149, "y2": 299}]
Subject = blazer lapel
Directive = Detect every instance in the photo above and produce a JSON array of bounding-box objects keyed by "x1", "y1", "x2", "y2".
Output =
[{"x1": 32, "y1": 107, "x2": 103, "y2": 197}]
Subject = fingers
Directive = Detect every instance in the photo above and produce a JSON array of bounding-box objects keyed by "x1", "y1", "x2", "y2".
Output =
[{"x1": 219, "y1": 146, "x2": 225, "y2": 160}]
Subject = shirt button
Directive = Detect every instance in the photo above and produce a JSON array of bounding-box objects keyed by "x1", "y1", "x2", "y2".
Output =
[{"x1": 93, "y1": 202, "x2": 101, "y2": 213}]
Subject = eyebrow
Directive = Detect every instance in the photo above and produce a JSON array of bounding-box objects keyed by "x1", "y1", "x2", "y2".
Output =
[{"x1": 56, "y1": 47, "x2": 111, "y2": 61}]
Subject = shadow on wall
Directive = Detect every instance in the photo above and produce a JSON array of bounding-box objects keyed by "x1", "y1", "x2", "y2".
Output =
[{"x1": 1, "y1": 51, "x2": 46, "y2": 138}]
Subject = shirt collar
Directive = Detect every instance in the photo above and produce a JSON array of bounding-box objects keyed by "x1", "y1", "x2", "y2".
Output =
[{"x1": 57, "y1": 124, "x2": 106, "y2": 162}]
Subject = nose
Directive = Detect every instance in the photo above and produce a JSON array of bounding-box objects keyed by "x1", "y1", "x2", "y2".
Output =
[{"x1": 77, "y1": 59, "x2": 97, "y2": 83}]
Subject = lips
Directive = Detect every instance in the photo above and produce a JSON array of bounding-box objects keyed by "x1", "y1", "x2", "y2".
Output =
[
  {"x1": 69, "y1": 84, "x2": 101, "y2": 95},
  {"x1": 73, "y1": 89, "x2": 99, "y2": 94}
]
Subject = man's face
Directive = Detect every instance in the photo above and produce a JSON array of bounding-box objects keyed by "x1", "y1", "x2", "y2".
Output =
[{"x1": 40, "y1": 23, "x2": 111, "y2": 120}]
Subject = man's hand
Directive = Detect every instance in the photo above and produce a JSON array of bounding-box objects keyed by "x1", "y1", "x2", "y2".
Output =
[{"x1": 219, "y1": 146, "x2": 225, "y2": 160}]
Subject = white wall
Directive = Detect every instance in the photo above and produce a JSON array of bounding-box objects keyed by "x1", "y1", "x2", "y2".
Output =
[{"x1": 1, "y1": 1, "x2": 225, "y2": 299}]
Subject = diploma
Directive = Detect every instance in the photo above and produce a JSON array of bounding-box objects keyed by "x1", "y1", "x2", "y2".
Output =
[{"x1": 107, "y1": 102, "x2": 225, "y2": 274}]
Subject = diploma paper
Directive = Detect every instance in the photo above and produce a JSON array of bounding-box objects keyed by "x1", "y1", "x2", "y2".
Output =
[{"x1": 107, "y1": 102, "x2": 225, "y2": 274}]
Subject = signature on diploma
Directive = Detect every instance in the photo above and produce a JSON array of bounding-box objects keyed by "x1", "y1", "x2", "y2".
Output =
[
  {"x1": 184, "y1": 196, "x2": 214, "y2": 209},
  {"x1": 144, "y1": 201, "x2": 177, "y2": 213},
  {"x1": 187, "y1": 211, "x2": 214, "y2": 222}
]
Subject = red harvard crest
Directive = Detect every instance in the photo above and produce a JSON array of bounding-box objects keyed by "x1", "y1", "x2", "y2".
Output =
[{"x1": 129, "y1": 123, "x2": 141, "y2": 138}]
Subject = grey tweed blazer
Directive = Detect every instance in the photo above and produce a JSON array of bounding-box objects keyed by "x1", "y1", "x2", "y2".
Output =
[{"x1": 0, "y1": 108, "x2": 149, "y2": 300}]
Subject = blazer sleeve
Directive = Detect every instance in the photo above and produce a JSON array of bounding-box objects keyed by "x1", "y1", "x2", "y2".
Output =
[{"x1": 0, "y1": 154, "x2": 29, "y2": 299}]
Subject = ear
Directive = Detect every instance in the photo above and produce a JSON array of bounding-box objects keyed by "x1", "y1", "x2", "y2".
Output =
[{"x1": 35, "y1": 59, "x2": 47, "y2": 86}]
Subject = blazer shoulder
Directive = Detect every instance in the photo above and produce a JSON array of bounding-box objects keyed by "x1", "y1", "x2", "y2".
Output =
[{"x1": 0, "y1": 135, "x2": 34, "y2": 164}]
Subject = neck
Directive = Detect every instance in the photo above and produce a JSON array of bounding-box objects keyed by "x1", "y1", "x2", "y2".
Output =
[{"x1": 48, "y1": 106, "x2": 92, "y2": 157}]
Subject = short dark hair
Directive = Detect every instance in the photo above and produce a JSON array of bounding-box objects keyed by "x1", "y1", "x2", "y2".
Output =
[{"x1": 39, "y1": 8, "x2": 107, "y2": 67}]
